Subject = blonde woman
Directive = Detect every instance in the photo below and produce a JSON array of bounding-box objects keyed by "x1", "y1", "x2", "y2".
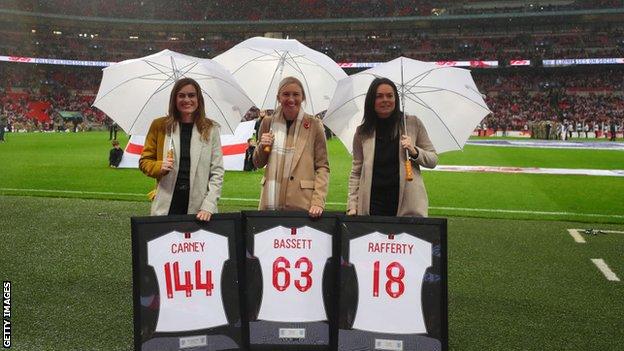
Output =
[{"x1": 253, "y1": 76, "x2": 329, "y2": 218}]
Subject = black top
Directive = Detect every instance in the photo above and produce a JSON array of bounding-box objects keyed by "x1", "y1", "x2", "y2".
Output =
[
  {"x1": 244, "y1": 145, "x2": 256, "y2": 171},
  {"x1": 109, "y1": 148, "x2": 123, "y2": 167},
  {"x1": 369, "y1": 117, "x2": 400, "y2": 216},
  {"x1": 176, "y1": 122, "x2": 194, "y2": 187}
]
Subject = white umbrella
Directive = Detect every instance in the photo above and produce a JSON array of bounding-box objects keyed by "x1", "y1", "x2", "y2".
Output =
[
  {"x1": 324, "y1": 57, "x2": 491, "y2": 154},
  {"x1": 213, "y1": 36, "x2": 347, "y2": 115},
  {"x1": 93, "y1": 49, "x2": 254, "y2": 135}
]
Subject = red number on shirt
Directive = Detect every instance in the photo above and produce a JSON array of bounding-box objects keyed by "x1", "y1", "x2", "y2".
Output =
[
  {"x1": 372, "y1": 261, "x2": 406, "y2": 298},
  {"x1": 385, "y1": 262, "x2": 405, "y2": 298},
  {"x1": 272, "y1": 256, "x2": 291, "y2": 291},
  {"x1": 195, "y1": 260, "x2": 214, "y2": 296},
  {"x1": 294, "y1": 257, "x2": 313, "y2": 292},
  {"x1": 372, "y1": 261, "x2": 380, "y2": 297},
  {"x1": 272, "y1": 256, "x2": 313, "y2": 292},
  {"x1": 163, "y1": 261, "x2": 212, "y2": 298},
  {"x1": 173, "y1": 262, "x2": 193, "y2": 297},
  {"x1": 164, "y1": 262, "x2": 174, "y2": 298}
]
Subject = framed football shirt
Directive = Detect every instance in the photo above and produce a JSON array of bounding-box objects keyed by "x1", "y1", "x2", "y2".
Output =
[
  {"x1": 244, "y1": 211, "x2": 340, "y2": 351},
  {"x1": 131, "y1": 214, "x2": 244, "y2": 351},
  {"x1": 338, "y1": 216, "x2": 448, "y2": 351}
]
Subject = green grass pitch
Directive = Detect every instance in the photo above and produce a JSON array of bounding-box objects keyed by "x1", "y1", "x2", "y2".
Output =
[{"x1": 1, "y1": 131, "x2": 623, "y2": 350}]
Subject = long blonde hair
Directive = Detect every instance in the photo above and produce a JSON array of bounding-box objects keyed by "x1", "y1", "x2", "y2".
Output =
[{"x1": 165, "y1": 78, "x2": 213, "y2": 141}]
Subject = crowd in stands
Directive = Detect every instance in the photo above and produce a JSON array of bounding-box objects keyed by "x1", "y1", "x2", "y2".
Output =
[
  {"x1": 474, "y1": 69, "x2": 624, "y2": 136},
  {"x1": 2, "y1": 0, "x2": 622, "y2": 20},
  {"x1": 0, "y1": 1, "x2": 621, "y2": 138},
  {"x1": 0, "y1": 64, "x2": 105, "y2": 132},
  {"x1": 1, "y1": 61, "x2": 622, "y2": 136},
  {"x1": 1, "y1": 25, "x2": 622, "y2": 65}
]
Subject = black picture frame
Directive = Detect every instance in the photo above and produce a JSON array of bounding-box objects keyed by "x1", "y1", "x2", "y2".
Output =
[
  {"x1": 337, "y1": 215, "x2": 448, "y2": 351},
  {"x1": 242, "y1": 211, "x2": 341, "y2": 351},
  {"x1": 131, "y1": 213, "x2": 245, "y2": 351}
]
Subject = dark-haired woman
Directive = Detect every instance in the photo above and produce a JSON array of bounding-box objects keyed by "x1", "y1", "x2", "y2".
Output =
[
  {"x1": 347, "y1": 77, "x2": 437, "y2": 217},
  {"x1": 139, "y1": 78, "x2": 224, "y2": 221}
]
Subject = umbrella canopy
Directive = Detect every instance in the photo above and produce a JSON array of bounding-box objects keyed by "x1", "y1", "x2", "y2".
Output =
[
  {"x1": 93, "y1": 49, "x2": 254, "y2": 135},
  {"x1": 324, "y1": 57, "x2": 491, "y2": 154},
  {"x1": 213, "y1": 36, "x2": 347, "y2": 115}
]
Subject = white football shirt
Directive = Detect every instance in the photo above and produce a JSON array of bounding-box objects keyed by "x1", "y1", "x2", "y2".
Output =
[
  {"x1": 147, "y1": 230, "x2": 229, "y2": 332},
  {"x1": 254, "y1": 225, "x2": 332, "y2": 322},
  {"x1": 349, "y1": 232, "x2": 431, "y2": 334}
]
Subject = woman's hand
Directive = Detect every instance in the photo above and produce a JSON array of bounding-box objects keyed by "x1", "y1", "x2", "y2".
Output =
[
  {"x1": 400, "y1": 135, "x2": 418, "y2": 157},
  {"x1": 309, "y1": 205, "x2": 323, "y2": 218},
  {"x1": 346, "y1": 209, "x2": 356, "y2": 216},
  {"x1": 259, "y1": 132, "x2": 274, "y2": 148},
  {"x1": 160, "y1": 156, "x2": 174, "y2": 176},
  {"x1": 196, "y1": 210, "x2": 212, "y2": 221}
]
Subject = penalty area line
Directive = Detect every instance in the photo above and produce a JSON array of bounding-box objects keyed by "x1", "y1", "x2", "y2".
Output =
[
  {"x1": 590, "y1": 259, "x2": 621, "y2": 282},
  {"x1": 567, "y1": 228, "x2": 624, "y2": 243},
  {"x1": 567, "y1": 229, "x2": 586, "y2": 243}
]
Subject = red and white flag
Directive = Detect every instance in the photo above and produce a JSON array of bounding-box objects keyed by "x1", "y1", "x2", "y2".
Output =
[{"x1": 118, "y1": 120, "x2": 256, "y2": 171}]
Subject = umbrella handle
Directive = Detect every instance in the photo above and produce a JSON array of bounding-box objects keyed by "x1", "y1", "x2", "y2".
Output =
[
  {"x1": 405, "y1": 160, "x2": 414, "y2": 182},
  {"x1": 263, "y1": 126, "x2": 273, "y2": 153},
  {"x1": 167, "y1": 136, "x2": 175, "y2": 161}
]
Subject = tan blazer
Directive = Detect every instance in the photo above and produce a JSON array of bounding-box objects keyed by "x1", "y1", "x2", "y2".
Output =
[
  {"x1": 348, "y1": 115, "x2": 437, "y2": 217},
  {"x1": 139, "y1": 116, "x2": 224, "y2": 216},
  {"x1": 253, "y1": 114, "x2": 330, "y2": 211}
]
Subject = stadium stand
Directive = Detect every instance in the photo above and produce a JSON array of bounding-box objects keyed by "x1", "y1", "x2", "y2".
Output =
[
  {"x1": 2, "y1": 0, "x2": 622, "y2": 20},
  {"x1": 0, "y1": 1, "x2": 622, "y2": 134}
]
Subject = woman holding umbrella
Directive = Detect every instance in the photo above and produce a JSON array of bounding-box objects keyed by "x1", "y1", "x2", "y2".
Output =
[
  {"x1": 347, "y1": 77, "x2": 437, "y2": 217},
  {"x1": 139, "y1": 77, "x2": 224, "y2": 221},
  {"x1": 253, "y1": 76, "x2": 330, "y2": 218}
]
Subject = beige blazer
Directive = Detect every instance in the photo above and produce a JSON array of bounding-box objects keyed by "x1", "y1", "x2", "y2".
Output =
[
  {"x1": 253, "y1": 114, "x2": 330, "y2": 211},
  {"x1": 139, "y1": 117, "x2": 224, "y2": 216},
  {"x1": 348, "y1": 115, "x2": 438, "y2": 217}
]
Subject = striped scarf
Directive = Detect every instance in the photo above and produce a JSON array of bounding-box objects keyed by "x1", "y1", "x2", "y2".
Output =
[{"x1": 264, "y1": 106, "x2": 305, "y2": 210}]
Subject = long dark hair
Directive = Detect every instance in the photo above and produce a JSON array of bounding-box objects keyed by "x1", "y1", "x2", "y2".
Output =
[
  {"x1": 165, "y1": 77, "x2": 213, "y2": 141},
  {"x1": 358, "y1": 77, "x2": 402, "y2": 138}
]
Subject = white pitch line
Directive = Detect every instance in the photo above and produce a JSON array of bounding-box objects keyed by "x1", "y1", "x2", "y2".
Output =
[
  {"x1": 221, "y1": 196, "x2": 344, "y2": 206},
  {"x1": 2, "y1": 188, "x2": 624, "y2": 220},
  {"x1": 591, "y1": 259, "x2": 621, "y2": 282},
  {"x1": 567, "y1": 229, "x2": 586, "y2": 243},
  {"x1": 429, "y1": 205, "x2": 624, "y2": 219},
  {"x1": 0, "y1": 187, "x2": 145, "y2": 196},
  {"x1": 424, "y1": 165, "x2": 624, "y2": 177}
]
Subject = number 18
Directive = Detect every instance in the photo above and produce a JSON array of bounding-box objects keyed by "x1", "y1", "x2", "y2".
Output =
[{"x1": 372, "y1": 261, "x2": 405, "y2": 298}]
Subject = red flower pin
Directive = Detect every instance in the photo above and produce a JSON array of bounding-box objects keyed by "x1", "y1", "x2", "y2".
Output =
[{"x1": 303, "y1": 120, "x2": 310, "y2": 129}]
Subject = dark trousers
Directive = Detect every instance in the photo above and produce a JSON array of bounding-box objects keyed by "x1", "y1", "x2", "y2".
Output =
[
  {"x1": 109, "y1": 126, "x2": 117, "y2": 140},
  {"x1": 168, "y1": 182, "x2": 190, "y2": 215}
]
